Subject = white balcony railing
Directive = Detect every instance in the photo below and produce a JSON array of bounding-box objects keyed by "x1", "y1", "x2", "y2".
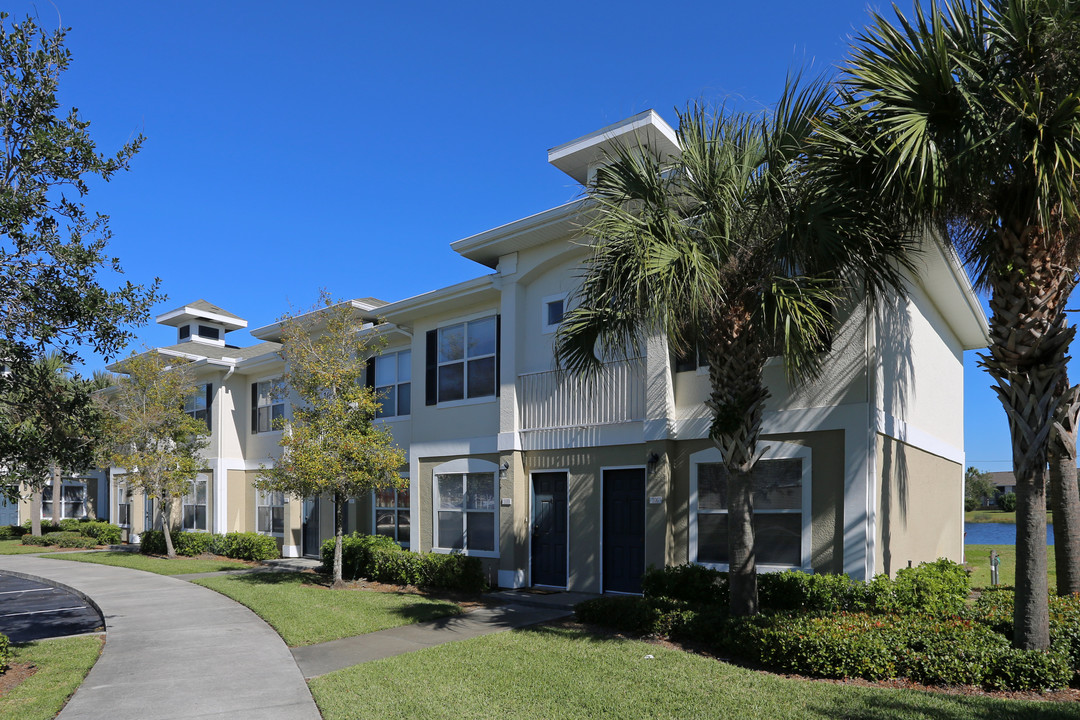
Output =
[{"x1": 517, "y1": 358, "x2": 645, "y2": 431}]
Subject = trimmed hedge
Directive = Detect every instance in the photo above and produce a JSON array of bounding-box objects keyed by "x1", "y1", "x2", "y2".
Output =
[
  {"x1": 22, "y1": 531, "x2": 97, "y2": 549},
  {"x1": 75, "y1": 521, "x2": 122, "y2": 546},
  {"x1": 138, "y1": 530, "x2": 280, "y2": 561},
  {"x1": 0, "y1": 524, "x2": 26, "y2": 540},
  {"x1": 320, "y1": 533, "x2": 487, "y2": 593},
  {"x1": 0, "y1": 632, "x2": 9, "y2": 675},
  {"x1": 22, "y1": 520, "x2": 61, "y2": 534}
]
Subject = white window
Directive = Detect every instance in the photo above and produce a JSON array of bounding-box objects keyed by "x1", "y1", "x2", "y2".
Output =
[
  {"x1": 436, "y1": 317, "x2": 497, "y2": 402},
  {"x1": 373, "y1": 484, "x2": 410, "y2": 547},
  {"x1": 252, "y1": 379, "x2": 285, "y2": 433},
  {"x1": 117, "y1": 484, "x2": 132, "y2": 527},
  {"x1": 541, "y1": 293, "x2": 566, "y2": 334},
  {"x1": 375, "y1": 350, "x2": 411, "y2": 418},
  {"x1": 182, "y1": 475, "x2": 208, "y2": 531},
  {"x1": 432, "y1": 459, "x2": 498, "y2": 556},
  {"x1": 256, "y1": 489, "x2": 284, "y2": 536},
  {"x1": 689, "y1": 443, "x2": 811, "y2": 571},
  {"x1": 185, "y1": 383, "x2": 212, "y2": 430},
  {"x1": 41, "y1": 480, "x2": 88, "y2": 520}
]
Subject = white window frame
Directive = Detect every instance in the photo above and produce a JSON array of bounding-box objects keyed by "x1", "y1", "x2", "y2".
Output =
[
  {"x1": 435, "y1": 316, "x2": 497, "y2": 404},
  {"x1": 254, "y1": 377, "x2": 286, "y2": 434},
  {"x1": 375, "y1": 349, "x2": 412, "y2": 419},
  {"x1": 185, "y1": 382, "x2": 212, "y2": 430},
  {"x1": 41, "y1": 479, "x2": 89, "y2": 520},
  {"x1": 256, "y1": 489, "x2": 285, "y2": 537},
  {"x1": 116, "y1": 483, "x2": 132, "y2": 528},
  {"x1": 372, "y1": 473, "x2": 410, "y2": 548},
  {"x1": 182, "y1": 474, "x2": 209, "y2": 532},
  {"x1": 688, "y1": 442, "x2": 812, "y2": 572},
  {"x1": 431, "y1": 458, "x2": 499, "y2": 558},
  {"x1": 541, "y1": 292, "x2": 567, "y2": 334}
]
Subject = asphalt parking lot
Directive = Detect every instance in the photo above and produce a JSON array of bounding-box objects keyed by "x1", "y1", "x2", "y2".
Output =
[{"x1": 0, "y1": 572, "x2": 104, "y2": 642}]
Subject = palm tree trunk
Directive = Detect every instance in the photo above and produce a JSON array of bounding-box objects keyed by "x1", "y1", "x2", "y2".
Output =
[
  {"x1": 333, "y1": 492, "x2": 345, "y2": 589},
  {"x1": 705, "y1": 325, "x2": 769, "y2": 618},
  {"x1": 1049, "y1": 379, "x2": 1080, "y2": 595},
  {"x1": 50, "y1": 465, "x2": 61, "y2": 526},
  {"x1": 30, "y1": 489, "x2": 41, "y2": 536},
  {"x1": 980, "y1": 224, "x2": 1076, "y2": 650}
]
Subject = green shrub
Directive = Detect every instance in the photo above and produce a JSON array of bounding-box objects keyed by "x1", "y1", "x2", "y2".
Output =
[
  {"x1": 20, "y1": 533, "x2": 53, "y2": 546},
  {"x1": 77, "y1": 521, "x2": 122, "y2": 545},
  {"x1": 22, "y1": 519, "x2": 60, "y2": 534},
  {"x1": 575, "y1": 596, "x2": 678, "y2": 635},
  {"x1": 138, "y1": 529, "x2": 167, "y2": 555},
  {"x1": 758, "y1": 571, "x2": 869, "y2": 613},
  {"x1": 965, "y1": 497, "x2": 979, "y2": 512},
  {"x1": 973, "y1": 588, "x2": 1080, "y2": 674},
  {"x1": 0, "y1": 632, "x2": 9, "y2": 674},
  {"x1": 868, "y1": 558, "x2": 970, "y2": 616},
  {"x1": 999, "y1": 492, "x2": 1018, "y2": 512},
  {"x1": 21, "y1": 531, "x2": 96, "y2": 548},
  {"x1": 217, "y1": 532, "x2": 279, "y2": 561},
  {"x1": 174, "y1": 532, "x2": 216, "y2": 556},
  {"x1": 0, "y1": 524, "x2": 26, "y2": 540},
  {"x1": 641, "y1": 563, "x2": 727, "y2": 605},
  {"x1": 58, "y1": 518, "x2": 84, "y2": 532},
  {"x1": 321, "y1": 533, "x2": 486, "y2": 593},
  {"x1": 984, "y1": 648, "x2": 1074, "y2": 691}
]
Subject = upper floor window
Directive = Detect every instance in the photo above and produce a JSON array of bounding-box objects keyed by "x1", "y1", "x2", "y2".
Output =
[
  {"x1": 368, "y1": 350, "x2": 411, "y2": 418},
  {"x1": 185, "y1": 383, "x2": 213, "y2": 431},
  {"x1": 197, "y1": 325, "x2": 220, "y2": 340},
  {"x1": 426, "y1": 316, "x2": 499, "y2": 405},
  {"x1": 251, "y1": 379, "x2": 285, "y2": 434},
  {"x1": 541, "y1": 293, "x2": 566, "y2": 334}
]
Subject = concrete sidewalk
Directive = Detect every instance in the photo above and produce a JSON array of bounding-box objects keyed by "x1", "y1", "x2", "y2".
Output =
[
  {"x1": 291, "y1": 602, "x2": 571, "y2": 678},
  {"x1": 0, "y1": 554, "x2": 320, "y2": 720}
]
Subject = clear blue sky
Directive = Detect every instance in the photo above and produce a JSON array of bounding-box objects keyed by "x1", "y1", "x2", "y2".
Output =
[{"x1": 19, "y1": 0, "x2": 1047, "y2": 472}]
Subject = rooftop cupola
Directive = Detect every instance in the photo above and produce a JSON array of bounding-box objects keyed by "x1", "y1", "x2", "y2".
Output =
[
  {"x1": 156, "y1": 300, "x2": 248, "y2": 348},
  {"x1": 547, "y1": 109, "x2": 681, "y2": 186}
]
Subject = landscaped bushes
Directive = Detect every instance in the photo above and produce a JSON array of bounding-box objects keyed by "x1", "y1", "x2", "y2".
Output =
[
  {"x1": 576, "y1": 559, "x2": 1076, "y2": 691},
  {"x1": 21, "y1": 531, "x2": 97, "y2": 549},
  {"x1": 15, "y1": 519, "x2": 121, "y2": 547},
  {"x1": 75, "y1": 521, "x2": 122, "y2": 546},
  {"x1": 0, "y1": 632, "x2": 9, "y2": 674},
  {"x1": 22, "y1": 520, "x2": 61, "y2": 534},
  {"x1": 320, "y1": 533, "x2": 487, "y2": 593},
  {"x1": 0, "y1": 524, "x2": 26, "y2": 540},
  {"x1": 138, "y1": 530, "x2": 281, "y2": 561},
  {"x1": 998, "y1": 492, "x2": 1018, "y2": 512}
]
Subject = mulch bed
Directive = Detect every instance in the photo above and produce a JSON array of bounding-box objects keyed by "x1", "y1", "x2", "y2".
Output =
[{"x1": 0, "y1": 662, "x2": 36, "y2": 697}]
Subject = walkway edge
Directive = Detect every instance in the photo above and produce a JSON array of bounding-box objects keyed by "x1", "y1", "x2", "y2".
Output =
[{"x1": 0, "y1": 567, "x2": 105, "y2": 622}]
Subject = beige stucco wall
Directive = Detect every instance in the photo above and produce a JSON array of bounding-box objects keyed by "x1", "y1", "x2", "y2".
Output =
[
  {"x1": 227, "y1": 469, "x2": 256, "y2": 532},
  {"x1": 875, "y1": 434, "x2": 963, "y2": 577}
]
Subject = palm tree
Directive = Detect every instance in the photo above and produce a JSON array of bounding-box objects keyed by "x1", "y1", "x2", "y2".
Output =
[
  {"x1": 819, "y1": 0, "x2": 1080, "y2": 649},
  {"x1": 555, "y1": 83, "x2": 915, "y2": 616}
]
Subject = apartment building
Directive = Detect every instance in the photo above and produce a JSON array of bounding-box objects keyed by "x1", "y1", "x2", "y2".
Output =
[{"x1": 108, "y1": 110, "x2": 988, "y2": 591}]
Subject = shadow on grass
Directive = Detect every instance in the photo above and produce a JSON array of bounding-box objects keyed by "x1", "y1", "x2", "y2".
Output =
[{"x1": 808, "y1": 696, "x2": 1079, "y2": 720}]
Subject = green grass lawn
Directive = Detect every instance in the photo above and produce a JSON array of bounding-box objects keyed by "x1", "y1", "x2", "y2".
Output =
[
  {"x1": 0, "y1": 539, "x2": 53, "y2": 555},
  {"x1": 192, "y1": 572, "x2": 463, "y2": 646},
  {"x1": 965, "y1": 509, "x2": 1054, "y2": 524},
  {"x1": 45, "y1": 550, "x2": 250, "y2": 575},
  {"x1": 0, "y1": 635, "x2": 102, "y2": 720},
  {"x1": 309, "y1": 624, "x2": 1072, "y2": 720},
  {"x1": 966, "y1": 543, "x2": 1056, "y2": 592}
]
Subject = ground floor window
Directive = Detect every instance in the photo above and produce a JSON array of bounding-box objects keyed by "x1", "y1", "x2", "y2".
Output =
[
  {"x1": 256, "y1": 489, "x2": 284, "y2": 536},
  {"x1": 117, "y1": 484, "x2": 132, "y2": 527},
  {"x1": 374, "y1": 483, "x2": 410, "y2": 547},
  {"x1": 432, "y1": 459, "x2": 498, "y2": 555},
  {"x1": 41, "y1": 480, "x2": 88, "y2": 520},
  {"x1": 690, "y1": 443, "x2": 811, "y2": 570},
  {"x1": 182, "y1": 475, "x2": 208, "y2": 531}
]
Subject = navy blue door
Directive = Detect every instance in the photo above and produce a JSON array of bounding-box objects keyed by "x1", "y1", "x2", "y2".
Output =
[
  {"x1": 602, "y1": 468, "x2": 646, "y2": 593},
  {"x1": 303, "y1": 497, "x2": 321, "y2": 557},
  {"x1": 532, "y1": 472, "x2": 568, "y2": 587}
]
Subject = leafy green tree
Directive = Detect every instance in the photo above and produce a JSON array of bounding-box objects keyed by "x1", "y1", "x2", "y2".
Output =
[
  {"x1": 1, "y1": 352, "x2": 103, "y2": 535},
  {"x1": 965, "y1": 466, "x2": 997, "y2": 509},
  {"x1": 101, "y1": 352, "x2": 208, "y2": 559},
  {"x1": 255, "y1": 295, "x2": 406, "y2": 587},
  {"x1": 555, "y1": 84, "x2": 913, "y2": 616},
  {"x1": 0, "y1": 13, "x2": 160, "y2": 483},
  {"x1": 819, "y1": 0, "x2": 1080, "y2": 649}
]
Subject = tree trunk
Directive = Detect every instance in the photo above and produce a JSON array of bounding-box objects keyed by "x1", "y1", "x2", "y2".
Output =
[
  {"x1": 161, "y1": 498, "x2": 176, "y2": 559},
  {"x1": 50, "y1": 465, "x2": 61, "y2": 526},
  {"x1": 332, "y1": 492, "x2": 345, "y2": 589},
  {"x1": 704, "y1": 318, "x2": 769, "y2": 618},
  {"x1": 980, "y1": 222, "x2": 1075, "y2": 650},
  {"x1": 30, "y1": 490, "x2": 41, "y2": 536},
  {"x1": 1049, "y1": 380, "x2": 1080, "y2": 595}
]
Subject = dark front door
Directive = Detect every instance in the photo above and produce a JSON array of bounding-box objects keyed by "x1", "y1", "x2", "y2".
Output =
[
  {"x1": 302, "y1": 497, "x2": 320, "y2": 558},
  {"x1": 532, "y1": 472, "x2": 568, "y2": 587},
  {"x1": 602, "y1": 468, "x2": 646, "y2": 593}
]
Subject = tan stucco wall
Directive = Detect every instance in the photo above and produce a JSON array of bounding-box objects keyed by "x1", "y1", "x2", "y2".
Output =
[
  {"x1": 227, "y1": 469, "x2": 256, "y2": 532},
  {"x1": 875, "y1": 434, "x2": 963, "y2": 577}
]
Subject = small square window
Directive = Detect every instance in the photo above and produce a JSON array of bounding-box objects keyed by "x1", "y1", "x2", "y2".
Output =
[
  {"x1": 547, "y1": 300, "x2": 563, "y2": 327},
  {"x1": 541, "y1": 295, "x2": 566, "y2": 333}
]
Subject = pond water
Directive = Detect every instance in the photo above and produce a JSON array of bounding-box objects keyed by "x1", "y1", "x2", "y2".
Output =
[{"x1": 964, "y1": 522, "x2": 1055, "y2": 545}]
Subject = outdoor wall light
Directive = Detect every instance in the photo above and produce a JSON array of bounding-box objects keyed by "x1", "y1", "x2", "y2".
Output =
[{"x1": 647, "y1": 452, "x2": 661, "y2": 471}]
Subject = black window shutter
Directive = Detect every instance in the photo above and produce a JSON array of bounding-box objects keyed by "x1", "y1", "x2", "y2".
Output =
[
  {"x1": 366, "y1": 357, "x2": 376, "y2": 389},
  {"x1": 495, "y1": 314, "x2": 501, "y2": 397},
  {"x1": 251, "y1": 383, "x2": 258, "y2": 434},
  {"x1": 206, "y1": 383, "x2": 213, "y2": 433},
  {"x1": 425, "y1": 330, "x2": 438, "y2": 405}
]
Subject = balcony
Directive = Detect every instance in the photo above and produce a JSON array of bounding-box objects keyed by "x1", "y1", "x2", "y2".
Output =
[{"x1": 517, "y1": 358, "x2": 645, "y2": 432}]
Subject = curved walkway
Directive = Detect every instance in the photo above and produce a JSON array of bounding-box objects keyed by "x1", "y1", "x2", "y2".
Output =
[{"x1": 0, "y1": 554, "x2": 320, "y2": 720}]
